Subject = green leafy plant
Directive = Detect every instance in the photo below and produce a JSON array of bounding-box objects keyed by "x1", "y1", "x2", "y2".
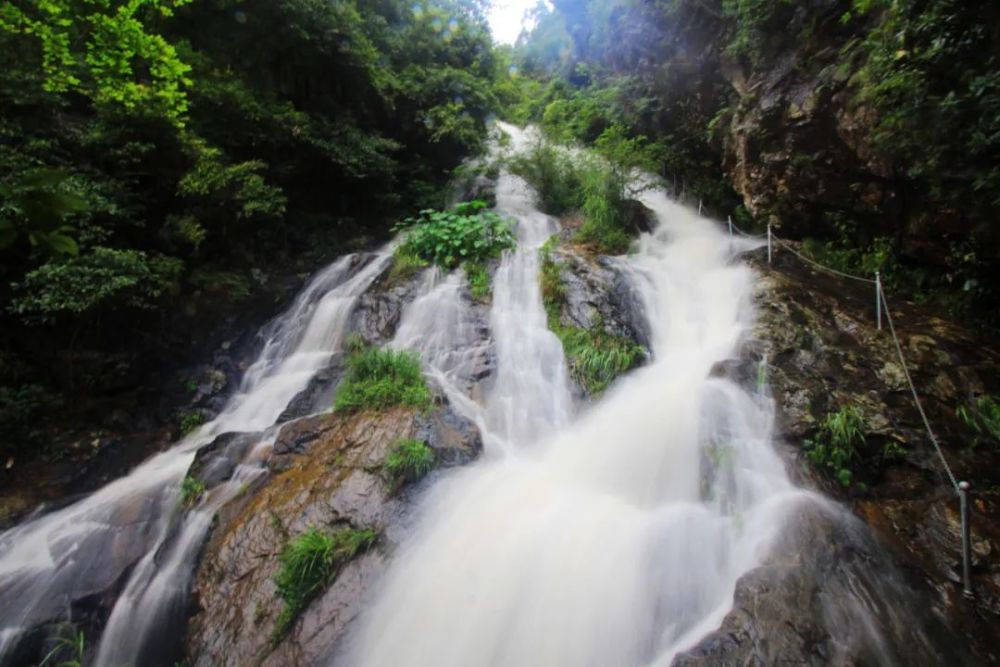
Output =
[
  {"x1": 180, "y1": 475, "x2": 206, "y2": 507},
  {"x1": 272, "y1": 526, "x2": 376, "y2": 640},
  {"x1": 384, "y1": 438, "x2": 435, "y2": 487},
  {"x1": 40, "y1": 629, "x2": 84, "y2": 667},
  {"x1": 394, "y1": 200, "x2": 514, "y2": 269},
  {"x1": 334, "y1": 346, "x2": 431, "y2": 413},
  {"x1": 803, "y1": 405, "x2": 867, "y2": 487},
  {"x1": 957, "y1": 395, "x2": 1000, "y2": 448}
]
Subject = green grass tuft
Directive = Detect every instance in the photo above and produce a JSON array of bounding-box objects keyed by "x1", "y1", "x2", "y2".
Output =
[
  {"x1": 334, "y1": 346, "x2": 431, "y2": 412},
  {"x1": 803, "y1": 405, "x2": 868, "y2": 487},
  {"x1": 385, "y1": 438, "x2": 435, "y2": 487},
  {"x1": 957, "y1": 394, "x2": 1000, "y2": 448},
  {"x1": 463, "y1": 261, "x2": 491, "y2": 302},
  {"x1": 385, "y1": 245, "x2": 429, "y2": 286},
  {"x1": 272, "y1": 526, "x2": 376, "y2": 641}
]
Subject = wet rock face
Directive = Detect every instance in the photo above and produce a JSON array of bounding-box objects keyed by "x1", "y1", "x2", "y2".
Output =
[
  {"x1": 553, "y1": 248, "x2": 651, "y2": 350},
  {"x1": 184, "y1": 396, "x2": 481, "y2": 667},
  {"x1": 673, "y1": 502, "x2": 973, "y2": 667},
  {"x1": 711, "y1": 250, "x2": 1000, "y2": 662}
]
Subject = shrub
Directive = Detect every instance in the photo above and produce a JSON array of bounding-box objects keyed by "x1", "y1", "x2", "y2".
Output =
[
  {"x1": 507, "y1": 141, "x2": 584, "y2": 215},
  {"x1": 576, "y1": 162, "x2": 632, "y2": 254},
  {"x1": 334, "y1": 346, "x2": 431, "y2": 412},
  {"x1": 272, "y1": 527, "x2": 376, "y2": 640},
  {"x1": 180, "y1": 475, "x2": 206, "y2": 507},
  {"x1": 803, "y1": 405, "x2": 867, "y2": 487},
  {"x1": 394, "y1": 200, "x2": 514, "y2": 269},
  {"x1": 385, "y1": 438, "x2": 435, "y2": 486}
]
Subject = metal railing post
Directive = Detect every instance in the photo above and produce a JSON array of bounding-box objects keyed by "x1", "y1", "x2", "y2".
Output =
[
  {"x1": 728, "y1": 215, "x2": 733, "y2": 237},
  {"x1": 767, "y1": 224, "x2": 772, "y2": 264},
  {"x1": 698, "y1": 199, "x2": 703, "y2": 216},
  {"x1": 959, "y1": 481, "x2": 974, "y2": 598},
  {"x1": 875, "y1": 271, "x2": 882, "y2": 331}
]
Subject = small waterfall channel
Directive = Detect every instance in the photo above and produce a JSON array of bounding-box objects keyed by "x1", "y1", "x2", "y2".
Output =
[{"x1": 0, "y1": 124, "x2": 942, "y2": 667}]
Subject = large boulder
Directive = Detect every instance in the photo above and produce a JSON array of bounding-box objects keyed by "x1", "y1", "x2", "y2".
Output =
[{"x1": 184, "y1": 393, "x2": 481, "y2": 667}]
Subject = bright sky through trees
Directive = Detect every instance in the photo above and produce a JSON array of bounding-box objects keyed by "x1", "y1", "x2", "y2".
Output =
[{"x1": 487, "y1": 0, "x2": 538, "y2": 43}]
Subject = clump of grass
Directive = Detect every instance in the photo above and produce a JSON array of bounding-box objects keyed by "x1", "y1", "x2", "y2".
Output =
[
  {"x1": 463, "y1": 261, "x2": 491, "y2": 302},
  {"x1": 40, "y1": 629, "x2": 84, "y2": 667},
  {"x1": 179, "y1": 475, "x2": 206, "y2": 507},
  {"x1": 803, "y1": 405, "x2": 867, "y2": 487},
  {"x1": 957, "y1": 394, "x2": 1000, "y2": 448},
  {"x1": 538, "y1": 240, "x2": 644, "y2": 394},
  {"x1": 385, "y1": 245, "x2": 429, "y2": 285},
  {"x1": 272, "y1": 526, "x2": 376, "y2": 641},
  {"x1": 385, "y1": 438, "x2": 435, "y2": 487},
  {"x1": 557, "y1": 328, "x2": 645, "y2": 394},
  {"x1": 334, "y1": 345, "x2": 431, "y2": 412}
]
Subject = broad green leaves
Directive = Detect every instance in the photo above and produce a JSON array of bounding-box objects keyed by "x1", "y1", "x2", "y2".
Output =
[{"x1": 395, "y1": 200, "x2": 515, "y2": 268}]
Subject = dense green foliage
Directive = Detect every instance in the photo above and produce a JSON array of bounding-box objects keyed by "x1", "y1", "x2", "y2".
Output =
[
  {"x1": 272, "y1": 526, "x2": 376, "y2": 639},
  {"x1": 334, "y1": 346, "x2": 431, "y2": 412},
  {"x1": 0, "y1": 0, "x2": 512, "y2": 467},
  {"x1": 804, "y1": 405, "x2": 867, "y2": 487},
  {"x1": 395, "y1": 200, "x2": 515, "y2": 268},
  {"x1": 539, "y1": 239, "x2": 644, "y2": 393},
  {"x1": 384, "y1": 438, "x2": 435, "y2": 487}
]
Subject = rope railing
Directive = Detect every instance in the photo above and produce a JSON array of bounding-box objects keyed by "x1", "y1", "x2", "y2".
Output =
[{"x1": 718, "y1": 210, "x2": 976, "y2": 598}]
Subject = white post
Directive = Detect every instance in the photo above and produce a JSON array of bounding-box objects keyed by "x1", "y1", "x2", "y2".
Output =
[
  {"x1": 767, "y1": 224, "x2": 772, "y2": 264},
  {"x1": 959, "y1": 481, "x2": 973, "y2": 598},
  {"x1": 698, "y1": 199, "x2": 703, "y2": 216},
  {"x1": 728, "y1": 215, "x2": 733, "y2": 237},
  {"x1": 875, "y1": 271, "x2": 882, "y2": 331}
]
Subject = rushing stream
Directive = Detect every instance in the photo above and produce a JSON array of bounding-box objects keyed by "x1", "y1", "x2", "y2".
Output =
[{"x1": 0, "y1": 124, "x2": 934, "y2": 666}]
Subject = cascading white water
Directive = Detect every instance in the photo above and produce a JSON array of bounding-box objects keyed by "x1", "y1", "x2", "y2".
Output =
[
  {"x1": 343, "y1": 124, "x2": 813, "y2": 666},
  {"x1": 0, "y1": 248, "x2": 392, "y2": 665}
]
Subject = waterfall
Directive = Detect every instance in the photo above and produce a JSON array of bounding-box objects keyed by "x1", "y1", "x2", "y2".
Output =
[
  {"x1": 340, "y1": 124, "x2": 811, "y2": 666},
  {"x1": 0, "y1": 249, "x2": 393, "y2": 666}
]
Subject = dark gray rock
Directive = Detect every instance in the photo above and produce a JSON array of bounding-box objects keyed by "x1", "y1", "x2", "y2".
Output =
[
  {"x1": 673, "y1": 501, "x2": 971, "y2": 667},
  {"x1": 276, "y1": 360, "x2": 346, "y2": 424},
  {"x1": 555, "y1": 249, "x2": 651, "y2": 349}
]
